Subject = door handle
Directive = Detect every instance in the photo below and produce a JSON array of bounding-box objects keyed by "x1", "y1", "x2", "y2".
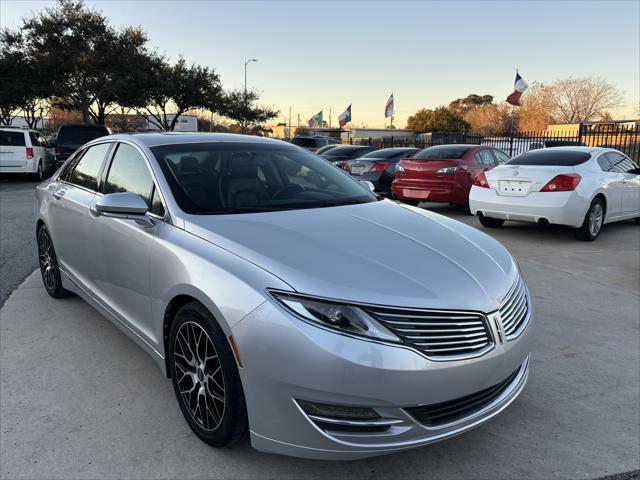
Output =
[{"x1": 52, "y1": 190, "x2": 65, "y2": 200}]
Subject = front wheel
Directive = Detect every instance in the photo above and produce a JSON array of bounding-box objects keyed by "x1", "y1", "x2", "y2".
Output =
[
  {"x1": 37, "y1": 225, "x2": 71, "y2": 298},
  {"x1": 478, "y1": 214, "x2": 505, "y2": 228},
  {"x1": 168, "y1": 301, "x2": 248, "y2": 448},
  {"x1": 575, "y1": 198, "x2": 605, "y2": 241}
]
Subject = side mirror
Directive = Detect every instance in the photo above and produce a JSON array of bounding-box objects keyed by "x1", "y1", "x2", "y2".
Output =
[
  {"x1": 359, "y1": 180, "x2": 375, "y2": 192},
  {"x1": 93, "y1": 192, "x2": 149, "y2": 217}
]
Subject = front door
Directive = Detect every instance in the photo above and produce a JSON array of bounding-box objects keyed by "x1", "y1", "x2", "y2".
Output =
[{"x1": 90, "y1": 142, "x2": 160, "y2": 345}]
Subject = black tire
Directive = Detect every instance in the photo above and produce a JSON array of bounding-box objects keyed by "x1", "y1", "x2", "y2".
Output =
[
  {"x1": 37, "y1": 225, "x2": 71, "y2": 298},
  {"x1": 575, "y1": 198, "x2": 605, "y2": 241},
  {"x1": 478, "y1": 213, "x2": 505, "y2": 228},
  {"x1": 462, "y1": 200, "x2": 472, "y2": 215},
  {"x1": 402, "y1": 199, "x2": 421, "y2": 207},
  {"x1": 31, "y1": 161, "x2": 43, "y2": 181},
  {"x1": 168, "y1": 301, "x2": 247, "y2": 448},
  {"x1": 634, "y1": 217, "x2": 640, "y2": 225}
]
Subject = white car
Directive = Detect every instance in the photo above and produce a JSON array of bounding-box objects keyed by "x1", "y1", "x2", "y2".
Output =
[
  {"x1": 0, "y1": 127, "x2": 56, "y2": 180},
  {"x1": 469, "y1": 147, "x2": 640, "y2": 241}
]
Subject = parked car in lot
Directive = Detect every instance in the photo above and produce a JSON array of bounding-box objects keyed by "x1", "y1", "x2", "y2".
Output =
[
  {"x1": 0, "y1": 127, "x2": 56, "y2": 180},
  {"x1": 321, "y1": 144, "x2": 377, "y2": 169},
  {"x1": 291, "y1": 135, "x2": 340, "y2": 153},
  {"x1": 36, "y1": 133, "x2": 532, "y2": 460},
  {"x1": 392, "y1": 145, "x2": 510, "y2": 211},
  {"x1": 469, "y1": 147, "x2": 640, "y2": 241},
  {"x1": 314, "y1": 143, "x2": 340, "y2": 156},
  {"x1": 55, "y1": 124, "x2": 110, "y2": 165},
  {"x1": 347, "y1": 147, "x2": 419, "y2": 194}
]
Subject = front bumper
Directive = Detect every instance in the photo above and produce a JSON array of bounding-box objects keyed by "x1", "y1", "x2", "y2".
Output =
[
  {"x1": 469, "y1": 186, "x2": 587, "y2": 228},
  {"x1": 232, "y1": 299, "x2": 533, "y2": 460}
]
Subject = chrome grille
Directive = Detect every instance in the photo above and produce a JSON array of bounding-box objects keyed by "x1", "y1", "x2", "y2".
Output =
[
  {"x1": 368, "y1": 307, "x2": 493, "y2": 360},
  {"x1": 499, "y1": 276, "x2": 529, "y2": 339}
]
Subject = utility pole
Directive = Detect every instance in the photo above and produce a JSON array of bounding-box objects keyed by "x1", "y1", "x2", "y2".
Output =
[
  {"x1": 288, "y1": 106, "x2": 292, "y2": 139},
  {"x1": 243, "y1": 58, "x2": 257, "y2": 134},
  {"x1": 297, "y1": 114, "x2": 300, "y2": 129},
  {"x1": 329, "y1": 106, "x2": 332, "y2": 129}
]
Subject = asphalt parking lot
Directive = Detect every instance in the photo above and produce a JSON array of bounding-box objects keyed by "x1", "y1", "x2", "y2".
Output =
[{"x1": 0, "y1": 180, "x2": 639, "y2": 479}]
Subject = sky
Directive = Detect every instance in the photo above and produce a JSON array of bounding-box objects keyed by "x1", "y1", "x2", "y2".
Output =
[{"x1": 1, "y1": 0, "x2": 639, "y2": 128}]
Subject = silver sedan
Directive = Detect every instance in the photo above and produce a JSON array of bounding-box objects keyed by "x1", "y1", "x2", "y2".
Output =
[{"x1": 35, "y1": 133, "x2": 532, "y2": 460}]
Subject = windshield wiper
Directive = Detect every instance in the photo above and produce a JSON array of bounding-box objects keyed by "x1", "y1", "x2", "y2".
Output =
[
  {"x1": 196, "y1": 206, "x2": 281, "y2": 215},
  {"x1": 317, "y1": 199, "x2": 371, "y2": 208}
]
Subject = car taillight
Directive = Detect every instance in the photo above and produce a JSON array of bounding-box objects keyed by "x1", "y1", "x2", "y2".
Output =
[
  {"x1": 541, "y1": 174, "x2": 581, "y2": 192},
  {"x1": 55, "y1": 145, "x2": 61, "y2": 155},
  {"x1": 369, "y1": 162, "x2": 390, "y2": 173},
  {"x1": 437, "y1": 165, "x2": 467, "y2": 174},
  {"x1": 396, "y1": 163, "x2": 405, "y2": 174},
  {"x1": 26, "y1": 147, "x2": 34, "y2": 159},
  {"x1": 339, "y1": 161, "x2": 349, "y2": 171},
  {"x1": 474, "y1": 171, "x2": 490, "y2": 188}
]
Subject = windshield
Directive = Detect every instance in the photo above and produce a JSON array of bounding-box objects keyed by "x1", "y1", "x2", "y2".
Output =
[
  {"x1": 412, "y1": 145, "x2": 471, "y2": 159},
  {"x1": 151, "y1": 142, "x2": 377, "y2": 214}
]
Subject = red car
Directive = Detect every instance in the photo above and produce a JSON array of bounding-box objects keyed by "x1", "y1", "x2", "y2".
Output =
[{"x1": 391, "y1": 144, "x2": 510, "y2": 210}]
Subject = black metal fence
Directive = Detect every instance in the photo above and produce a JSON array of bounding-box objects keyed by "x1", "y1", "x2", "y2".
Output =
[{"x1": 356, "y1": 126, "x2": 640, "y2": 162}]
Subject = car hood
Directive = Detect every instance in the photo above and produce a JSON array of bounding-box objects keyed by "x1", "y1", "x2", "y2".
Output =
[{"x1": 184, "y1": 200, "x2": 517, "y2": 312}]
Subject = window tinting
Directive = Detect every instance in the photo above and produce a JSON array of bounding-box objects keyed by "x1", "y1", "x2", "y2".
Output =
[
  {"x1": 506, "y1": 149, "x2": 591, "y2": 166},
  {"x1": 597, "y1": 154, "x2": 612, "y2": 172},
  {"x1": 323, "y1": 145, "x2": 369, "y2": 156},
  {"x1": 605, "y1": 153, "x2": 637, "y2": 173},
  {"x1": 29, "y1": 132, "x2": 42, "y2": 147},
  {"x1": 0, "y1": 131, "x2": 26, "y2": 146},
  {"x1": 291, "y1": 138, "x2": 315, "y2": 148},
  {"x1": 68, "y1": 143, "x2": 111, "y2": 191},
  {"x1": 493, "y1": 150, "x2": 510, "y2": 164},
  {"x1": 57, "y1": 125, "x2": 110, "y2": 145},
  {"x1": 412, "y1": 146, "x2": 471, "y2": 160},
  {"x1": 361, "y1": 148, "x2": 418, "y2": 160},
  {"x1": 151, "y1": 142, "x2": 376, "y2": 214},
  {"x1": 105, "y1": 143, "x2": 154, "y2": 205}
]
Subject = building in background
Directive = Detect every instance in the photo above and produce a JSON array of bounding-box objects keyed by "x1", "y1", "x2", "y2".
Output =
[{"x1": 146, "y1": 114, "x2": 198, "y2": 132}]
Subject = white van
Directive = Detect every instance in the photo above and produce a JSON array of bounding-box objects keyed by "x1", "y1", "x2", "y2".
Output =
[{"x1": 0, "y1": 127, "x2": 56, "y2": 180}]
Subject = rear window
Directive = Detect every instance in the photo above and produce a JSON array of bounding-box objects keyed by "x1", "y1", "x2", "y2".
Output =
[
  {"x1": 291, "y1": 138, "x2": 315, "y2": 148},
  {"x1": 324, "y1": 146, "x2": 364, "y2": 156},
  {"x1": 58, "y1": 125, "x2": 110, "y2": 145},
  {"x1": 0, "y1": 131, "x2": 26, "y2": 146},
  {"x1": 507, "y1": 149, "x2": 591, "y2": 166},
  {"x1": 413, "y1": 146, "x2": 471, "y2": 160}
]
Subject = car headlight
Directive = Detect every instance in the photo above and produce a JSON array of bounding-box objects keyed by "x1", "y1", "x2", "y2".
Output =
[{"x1": 270, "y1": 291, "x2": 401, "y2": 343}]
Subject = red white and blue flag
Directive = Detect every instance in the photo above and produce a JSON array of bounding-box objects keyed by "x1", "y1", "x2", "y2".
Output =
[
  {"x1": 506, "y1": 72, "x2": 528, "y2": 106},
  {"x1": 384, "y1": 93, "x2": 394, "y2": 118},
  {"x1": 308, "y1": 110, "x2": 323, "y2": 128},
  {"x1": 338, "y1": 104, "x2": 351, "y2": 127}
]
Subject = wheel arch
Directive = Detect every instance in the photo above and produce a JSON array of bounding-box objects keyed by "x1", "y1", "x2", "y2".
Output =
[{"x1": 592, "y1": 192, "x2": 608, "y2": 221}]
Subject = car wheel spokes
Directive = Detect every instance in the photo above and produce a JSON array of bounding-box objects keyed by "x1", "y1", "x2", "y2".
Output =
[
  {"x1": 38, "y1": 230, "x2": 56, "y2": 291},
  {"x1": 174, "y1": 321, "x2": 225, "y2": 431},
  {"x1": 589, "y1": 204, "x2": 603, "y2": 236}
]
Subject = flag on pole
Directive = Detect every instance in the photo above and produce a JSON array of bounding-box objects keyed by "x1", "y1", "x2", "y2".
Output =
[
  {"x1": 338, "y1": 104, "x2": 351, "y2": 127},
  {"x1": 506, "y1": 72, "x2": 528, "y2": 106},
  {"x1": 308, "y1": 110, "x2": 323, "y2": 128},
  {"x1": 384, "y1": 93, "x2": 394, "y2": 118}
]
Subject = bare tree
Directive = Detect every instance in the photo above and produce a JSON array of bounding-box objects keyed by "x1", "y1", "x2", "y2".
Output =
[
  {"x1": 548, "y1": 77, "x2": 623, "y2": 123},
  {"x1": 517, "y1": 82, "x2": 556, "y2": 131}
]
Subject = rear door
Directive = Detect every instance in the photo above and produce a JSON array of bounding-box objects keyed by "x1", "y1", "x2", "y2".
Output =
[
  {"x1": 0, "y1": 130, "x2": 27, "y2": 168},
  {"x1": 48, "y1": 142, "x2": 113, "y2": 290}
]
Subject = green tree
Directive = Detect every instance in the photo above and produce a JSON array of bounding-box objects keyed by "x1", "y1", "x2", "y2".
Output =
[
  {"x1": 406, "y1": 107, "x2": 469, "y2": 133},
  {"x1": 133, "y1": 57, "x2": 225, "y2": 131},
  {"x1": 14, "y1": 0, "x2": 151, "y2": 124},
  {"x1": 222, "y1": 89, "x2": 278, "y2": 134}
]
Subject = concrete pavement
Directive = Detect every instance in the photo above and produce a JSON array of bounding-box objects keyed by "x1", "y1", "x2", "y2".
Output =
[{"x1": 1, "y1": 203, "x2": 639, "y2": 479}]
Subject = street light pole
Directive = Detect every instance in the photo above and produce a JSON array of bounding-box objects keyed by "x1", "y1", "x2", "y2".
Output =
[{"x1": 244, "y1": 58, "x2": 257, "y2": 134}]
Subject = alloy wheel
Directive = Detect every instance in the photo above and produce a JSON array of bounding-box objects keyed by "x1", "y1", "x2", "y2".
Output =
[
  {"x1": 38, "y1": 228, "x2": 57, "y2": 291},
  {"x1": 173, "y1": 321, "x2": 226, "y2": 431},
  {"x1": 589, "y1": 203, "x2": 603, "y2": 237}
]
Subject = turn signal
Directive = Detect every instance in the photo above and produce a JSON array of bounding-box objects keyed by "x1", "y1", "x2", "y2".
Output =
[
  {"x1": 541, "y1": 174, "x2": 581, "y2": 192},
  {"x1": 474, "y1": 171, "x2": 490, "y2": 188}
]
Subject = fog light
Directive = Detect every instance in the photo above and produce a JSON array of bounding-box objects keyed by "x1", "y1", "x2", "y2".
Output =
[{"x1": 297, "y1": 400, "x2": 380, "y2": 420}]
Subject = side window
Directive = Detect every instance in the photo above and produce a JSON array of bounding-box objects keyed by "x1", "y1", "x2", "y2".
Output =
[
  {"x1": 29, "y1": 132, "x2": 42, "y2": 147},
  {"x1": 597, "y1": 154, "x2": 612, "y2": 172},
  {"x1": 493, "y1": 150, "x2": 510, "y2": 164},
  {"x1": 476, "y1": 149, "x2": 494, "y2": 165},
  {"x1": 104, "y1": 143, "x2": 154, "y2": 205},
  {"x1": 68, "y1": 143, "x2": 111, "y2": 191},
  {"x1": 606, "y1": 153, "x2": 636, "y2": 173},
  {"x1": 150, "y1": 186, "x2": 165, "y2": 217}
]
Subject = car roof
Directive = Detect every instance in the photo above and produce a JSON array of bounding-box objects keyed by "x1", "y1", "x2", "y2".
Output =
[
  {"x1": 104, "y1": 132, "x2": 286, "y2": 148},
  {"x1": 522, "y1": 146, "x2": 604, "y2": 154}
]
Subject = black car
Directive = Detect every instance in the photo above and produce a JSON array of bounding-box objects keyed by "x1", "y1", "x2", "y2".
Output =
[
  {"x1": 291, "y1": 136, "x2": 340, "y2": 152},
  {"x1": 321, "y1": 145, "x2": 377, "y2": 169},
  {"x1": 346, "y1": 147, "x2": 419, "y2": 193},
  {"x1": 55, "y1": 124, "x2": 110, "y2": 164}
]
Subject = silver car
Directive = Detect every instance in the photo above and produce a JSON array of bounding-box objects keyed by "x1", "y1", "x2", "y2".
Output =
[{"x1": 35, "y1": 133, "x2": 532, "y2": 460}]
